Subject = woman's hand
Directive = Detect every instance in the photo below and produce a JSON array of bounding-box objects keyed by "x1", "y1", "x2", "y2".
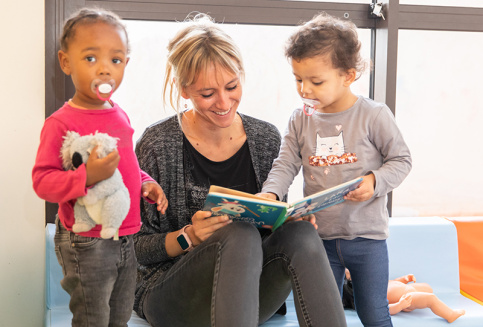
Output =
[
  {"x1": 166, "y1": 211, "x2": 232, "y2": 257},
  {"x1": 188, "y1": 211, "x2": 232, "y2": 246},
  {"x1": 344, "y1": 174, "x2": 375, "y2": 202}
]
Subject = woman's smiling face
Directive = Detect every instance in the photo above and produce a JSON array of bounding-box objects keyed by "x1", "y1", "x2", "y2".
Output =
[{"x1": 182, "y1": 62, "x2": 242, "y2": 129}]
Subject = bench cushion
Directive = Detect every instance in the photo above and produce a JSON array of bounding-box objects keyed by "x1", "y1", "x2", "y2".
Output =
[{"x1": 46, "y1": 217, "x2": 483, "y2": 326}]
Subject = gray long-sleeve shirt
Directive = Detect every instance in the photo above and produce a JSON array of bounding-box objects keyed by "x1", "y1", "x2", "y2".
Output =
[{"x1": 262, "y1": 96, "x2": 412, "y2": 240}]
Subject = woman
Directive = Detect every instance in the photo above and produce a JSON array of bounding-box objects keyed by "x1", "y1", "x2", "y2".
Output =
[{"x1": 133, "y1": 13, "x2": 346, "y2": 327}]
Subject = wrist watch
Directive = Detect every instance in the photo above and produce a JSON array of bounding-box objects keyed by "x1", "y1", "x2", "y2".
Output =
[{"x1": 177, "y1": 224, "x2": 193, "y2": 252}]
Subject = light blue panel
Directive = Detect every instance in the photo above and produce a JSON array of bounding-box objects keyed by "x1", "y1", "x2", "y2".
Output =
[
  {"x1": 45, "y1": 224, "x2": 70, "y2": 309},
  {"x1": 387, "y1": 217, "x2": 460, "y2": 294},
  {"x1": 46, "y1": 219, "x2": 483, "y2": 327}
]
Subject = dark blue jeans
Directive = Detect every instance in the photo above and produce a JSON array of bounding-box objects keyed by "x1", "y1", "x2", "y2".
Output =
[
  {"x1": 54, "y1": 218, "x2": 137, "y2": 327},
  {"x1": 143, "y1": 221, "x2": 346, "y2": 327},
  {"x1": 324, "y1": 237, "x2": 392, "y2": 327}
]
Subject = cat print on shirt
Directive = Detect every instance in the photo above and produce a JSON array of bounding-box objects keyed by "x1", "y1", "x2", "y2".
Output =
[
  {"x1": 315, "y1": 132, "x2": 345, "y2": 158},
  {"x1": 310, "y1": 130, "x2": 358, "y2": 167}
]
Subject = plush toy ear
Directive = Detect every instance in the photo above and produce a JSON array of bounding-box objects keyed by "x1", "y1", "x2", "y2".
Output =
[{"x1": 60, "y1": 131, "x2": 80, "y2": 170}]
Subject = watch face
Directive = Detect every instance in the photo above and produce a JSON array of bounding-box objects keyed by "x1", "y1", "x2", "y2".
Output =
[{"x1": 177, "y1": 234, "x2": 190, "y2": 251}]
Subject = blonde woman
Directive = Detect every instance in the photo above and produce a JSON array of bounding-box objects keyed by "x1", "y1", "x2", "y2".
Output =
[{"x1": 134, "y1": 13, "x2": 346, "y2": 327}]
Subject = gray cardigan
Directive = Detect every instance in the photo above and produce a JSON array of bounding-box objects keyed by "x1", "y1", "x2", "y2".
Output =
[{"x1": 133, "y1": 112, "x2": 282, "y2": 317}]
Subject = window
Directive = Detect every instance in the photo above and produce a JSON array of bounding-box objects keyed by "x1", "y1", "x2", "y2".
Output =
[
  {"x1": 117, "y1": 20, "x2": 371, "y2": 201},
  {"x1": 45, "y1": 0, "x2": 483, "y2": 221},
  {"x1": 400, "y1": 0, "x2": 483, "y2": 8},
  {"x1": 393, "y1": 29, "x2": 483, "y2": 216}
]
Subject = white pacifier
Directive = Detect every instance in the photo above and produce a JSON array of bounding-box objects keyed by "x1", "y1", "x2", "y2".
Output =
[
  {"x1": 301, "y1": 98, "x2": 320, "y2": 116},
  {"x1": 98, "y1": 84, "x2": 112, "y2": 94},
  {"x1": 91, "y1": 79, "x2": 115, "y2": 102}
]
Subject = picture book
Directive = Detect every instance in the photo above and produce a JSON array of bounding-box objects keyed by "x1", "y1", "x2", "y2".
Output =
[{"x1": 203, "y1": 177, "x2": 363, "y2": 231}]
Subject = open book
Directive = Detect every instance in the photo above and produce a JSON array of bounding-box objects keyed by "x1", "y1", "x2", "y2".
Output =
[{"x1": 203, "y1": 177, "x2": 363, "y2": 231}]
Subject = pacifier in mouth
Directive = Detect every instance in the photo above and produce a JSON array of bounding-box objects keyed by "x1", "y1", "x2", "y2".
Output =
[
  {"x1": 91, "y1": 79, "x2": 115, "y2": 102},
  {"x1": 301, "y1": 98, "x2": 320, "y2": 116}
]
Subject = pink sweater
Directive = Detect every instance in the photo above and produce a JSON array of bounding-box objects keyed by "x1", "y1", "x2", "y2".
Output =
[{"x1": 32, "y1": 101, "x2": 153, "y2": 237}]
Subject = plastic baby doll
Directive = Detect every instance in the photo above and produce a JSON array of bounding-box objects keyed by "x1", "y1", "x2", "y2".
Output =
[{"x1": 388, "y1": 274, "x2": 465, "y2": 323}]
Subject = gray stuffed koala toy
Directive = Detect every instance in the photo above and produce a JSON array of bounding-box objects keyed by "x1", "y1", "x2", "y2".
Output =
[{"x1": 61, "y1": 131, "x2": 130, "y2": 239}]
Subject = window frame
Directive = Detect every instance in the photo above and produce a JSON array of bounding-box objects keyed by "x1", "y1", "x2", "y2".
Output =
[{"x1": 44, "y1": 0, "x2": 483, "y2": 222}]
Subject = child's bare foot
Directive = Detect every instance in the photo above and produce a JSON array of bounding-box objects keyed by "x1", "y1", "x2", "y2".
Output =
[{"x1": 447, "y1": 309, "x2": 465, "y2": 323}]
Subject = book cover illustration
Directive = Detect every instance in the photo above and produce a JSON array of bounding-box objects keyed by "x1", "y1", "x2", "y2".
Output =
[
  {"x1": 204, "y1": 195, "x2": 288, "y2": 229},
  {"x1": 287, "y1": 177, "x2": 363, "y2": 219}
]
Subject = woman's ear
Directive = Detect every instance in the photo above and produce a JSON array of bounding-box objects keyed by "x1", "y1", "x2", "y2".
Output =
[
  {"x1": 174, "y1": 77, "x2": 189, "y2": 99},
  {"x1": 58, "y1": 50, "x2": 71, "y2": 75},
  {"x1": 180, "y1": 84, "x2": 190, "y2": 99},
  {"x1": 343, "y1": 68, "x2": 357, "y2": 86}
]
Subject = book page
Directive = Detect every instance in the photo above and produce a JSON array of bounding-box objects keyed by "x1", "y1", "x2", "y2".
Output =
[{"x1": 208, "y1": 185, "x2": 282, "y2": 204}]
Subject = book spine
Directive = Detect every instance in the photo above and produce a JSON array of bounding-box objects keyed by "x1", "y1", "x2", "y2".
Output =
[{"x1": 271, "y1": 208, "x2": 288, "y2": 231}]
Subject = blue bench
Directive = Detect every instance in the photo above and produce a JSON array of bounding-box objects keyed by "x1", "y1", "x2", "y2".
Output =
[{"x1": 45, "y1": 217, "x2": 483, "y2": 326}]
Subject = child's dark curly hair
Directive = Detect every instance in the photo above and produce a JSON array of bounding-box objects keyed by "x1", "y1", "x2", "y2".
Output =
[
  {"x1": 60, "y1": 7, "x2": 130, "y2": 53},
  {"x1": 286, "y1": 12, "x2": 366, "y2": 78}
]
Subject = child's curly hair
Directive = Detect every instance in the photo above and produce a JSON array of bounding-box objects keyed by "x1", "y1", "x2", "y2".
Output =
[
  {"x1": 60, "y1": 7, "x2": 130, "y2": 54},
  {"x1": 286, "y1": 12, "x2": 366, "y2": 78}
]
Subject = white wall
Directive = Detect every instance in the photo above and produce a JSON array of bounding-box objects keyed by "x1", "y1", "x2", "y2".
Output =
[{"x1": 0, "y1": 1, "x2": 46, "y2": 326}]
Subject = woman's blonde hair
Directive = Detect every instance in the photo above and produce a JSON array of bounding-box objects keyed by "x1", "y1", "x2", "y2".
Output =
[{"x1": 163, "y1": 13, "x2": 244, "y2": 120}]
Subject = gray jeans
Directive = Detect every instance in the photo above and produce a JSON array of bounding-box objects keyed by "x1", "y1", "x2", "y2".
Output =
[
  {"x1": 143, "y1": 221, "x2": 346, "y2": 327},
  {"x1": 54, "y1": 218, "x2": 137, "y2": 327}
]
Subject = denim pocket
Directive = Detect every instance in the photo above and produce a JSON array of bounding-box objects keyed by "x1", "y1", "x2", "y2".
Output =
[
  {"x1": 69, "y1": 233, "x2": 99, "y2": 248},
  {"x1": 54, "y1": 245, "x2": 67, "y2": 276}
]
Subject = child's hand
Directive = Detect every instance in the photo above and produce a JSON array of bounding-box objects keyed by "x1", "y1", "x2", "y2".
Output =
[
  {"x1": 142, "y1": 181, "x2": 168, "y2": 214},
  {"x1": 256, "y1": 192, "x2": 278, "y2": 200},
  {"x1": 294, "y1": 213, "x2": 318, "y2": 229},
  {"x1": 85, "y1": 146, "x2": 120, "y2": 187},
  {"x1": 344, "y1": 174, "x2": 375, "y2": 202}
]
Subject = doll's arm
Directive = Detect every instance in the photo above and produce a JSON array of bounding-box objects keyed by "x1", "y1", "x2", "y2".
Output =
[{"x1": 389, "y1": 293, "x2": 412, "y2": 315}]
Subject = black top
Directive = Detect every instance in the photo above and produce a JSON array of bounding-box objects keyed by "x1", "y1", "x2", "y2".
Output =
[
  {"x1": 183, "y1": 135, "x2": 258, "y2": 215},
  {"x1": 183, "y1": 135, "x2": 258, "y2": 190}
]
